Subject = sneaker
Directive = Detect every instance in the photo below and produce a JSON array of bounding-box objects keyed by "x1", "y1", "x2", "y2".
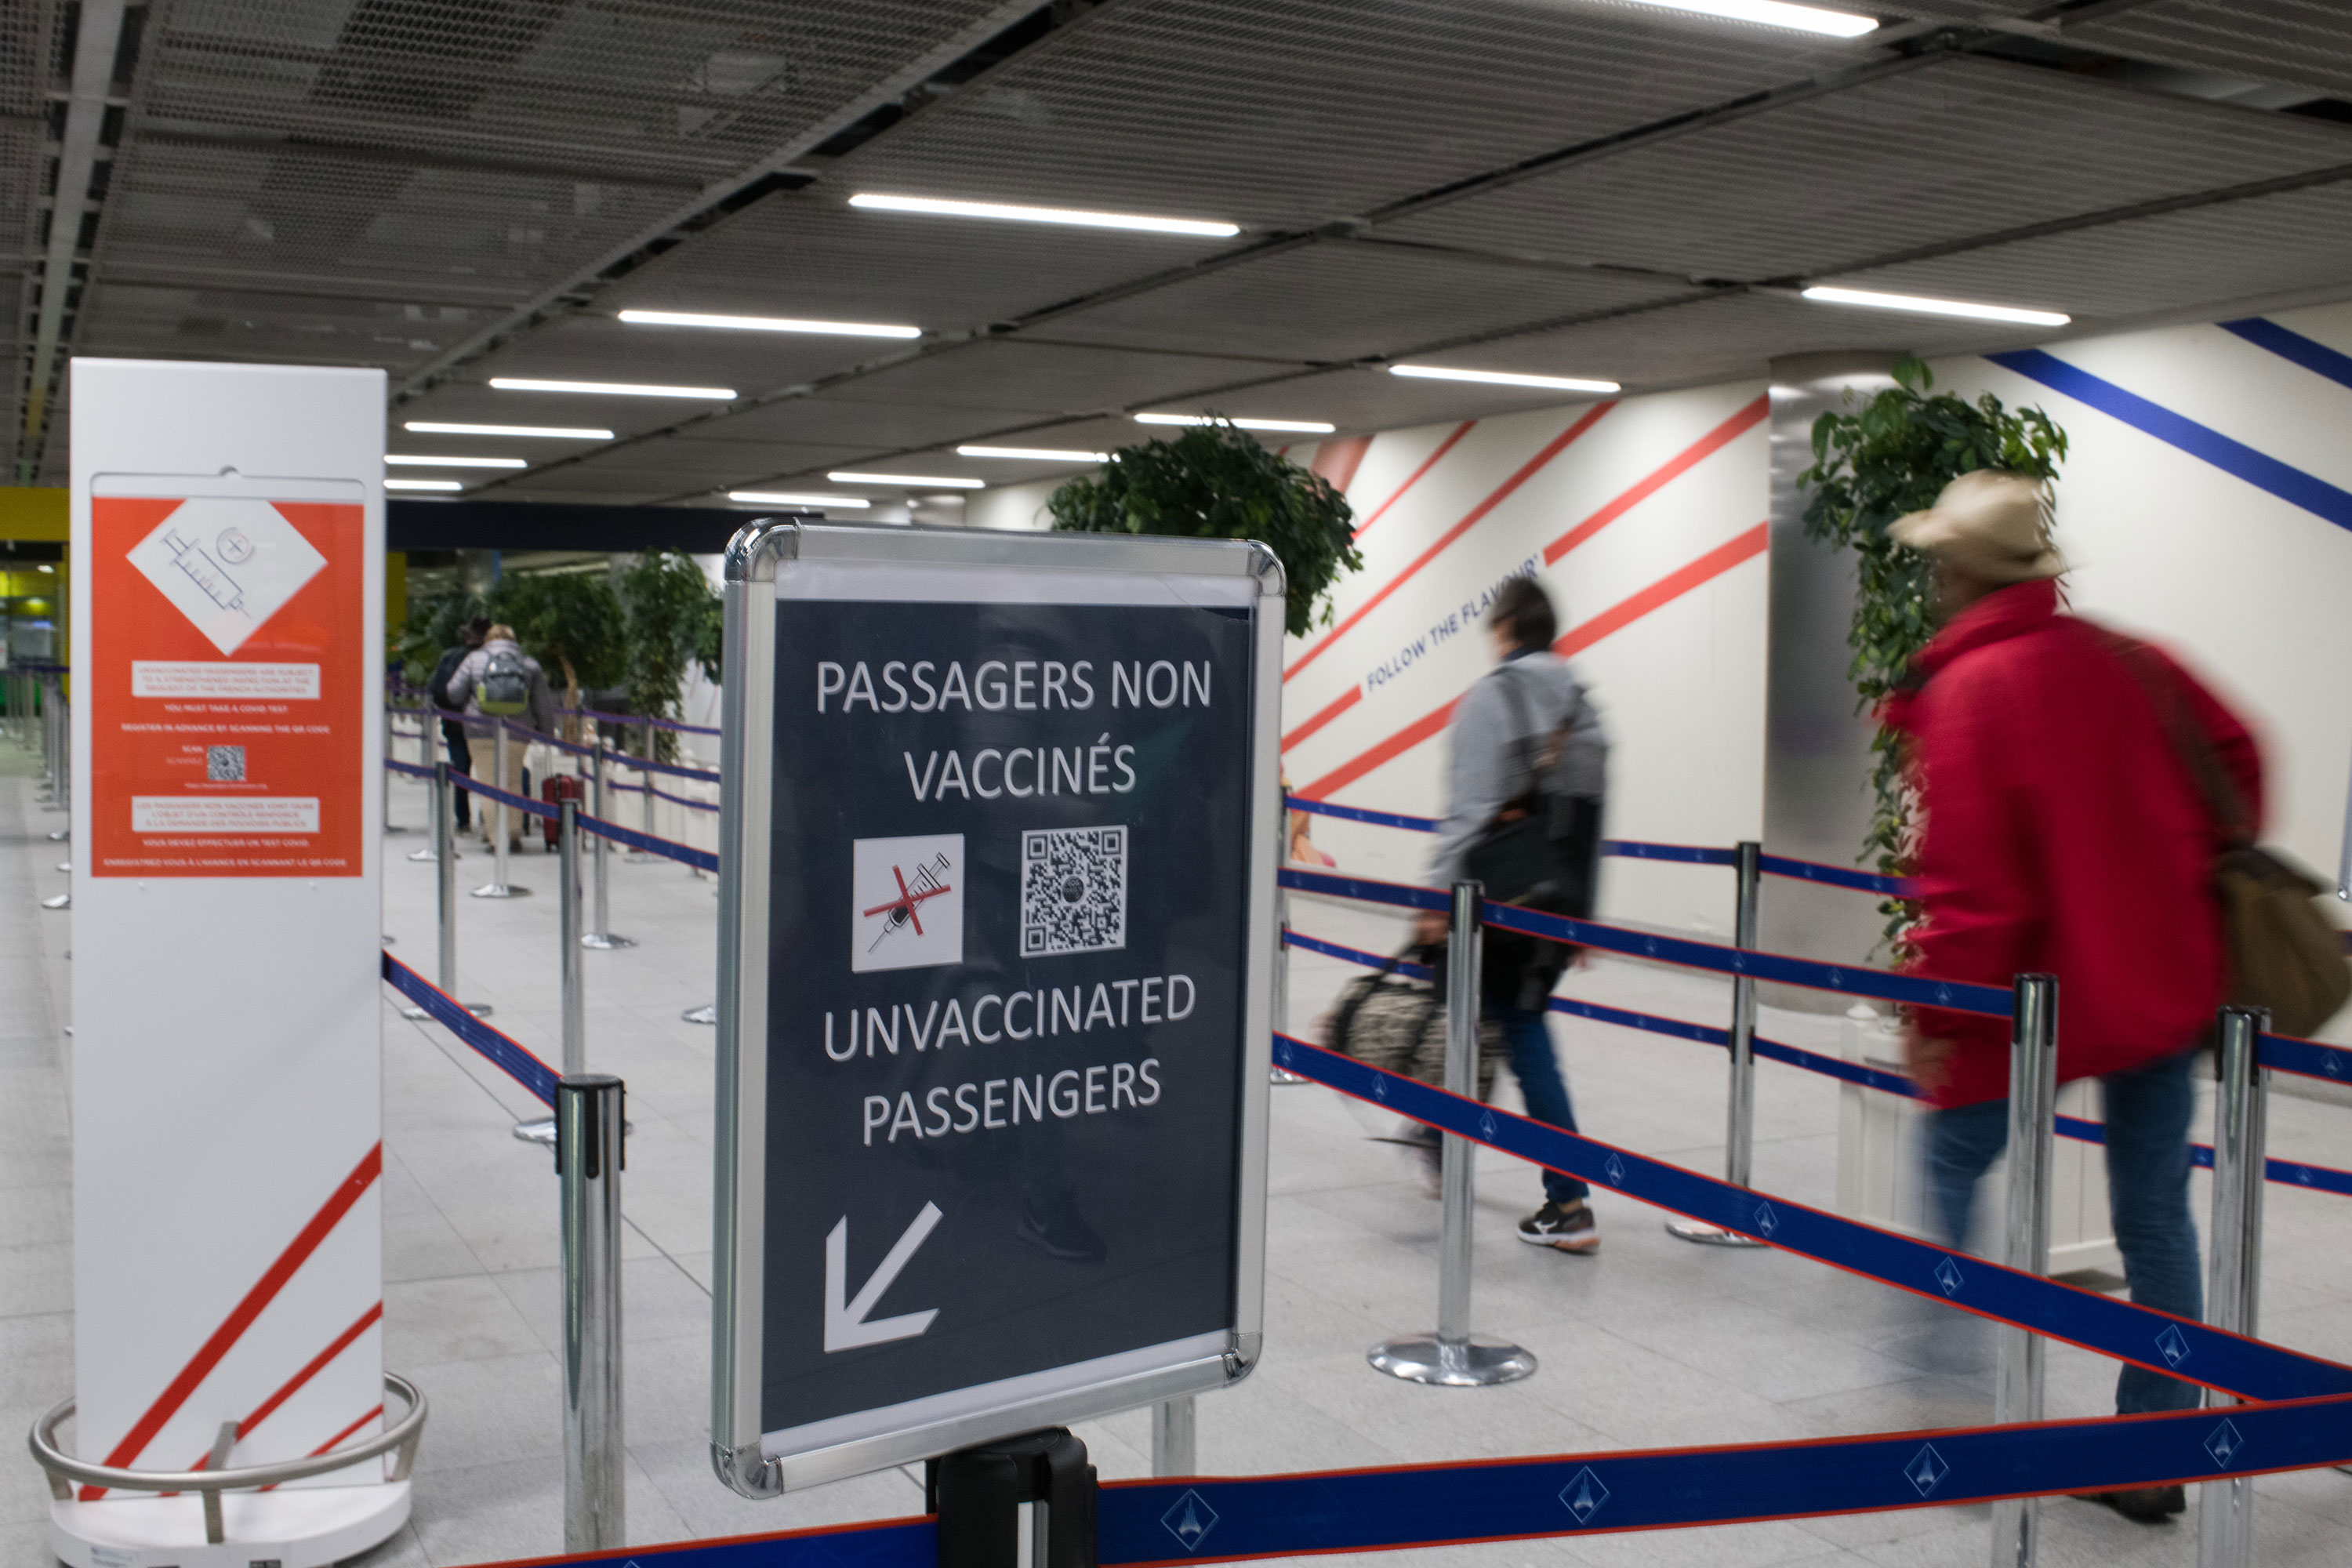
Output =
[
  {"x1": 2073, "y1": 1486, "x2": 2185, "y2": 1523},
  {"x1": 1518, "y1": 1199, "x2": 1599, "y2": 1253}
]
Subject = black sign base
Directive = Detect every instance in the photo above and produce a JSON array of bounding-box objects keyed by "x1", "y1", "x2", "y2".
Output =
[{"x1": 927, "y1": 1428, "x2": 1098, "y2": 1568}]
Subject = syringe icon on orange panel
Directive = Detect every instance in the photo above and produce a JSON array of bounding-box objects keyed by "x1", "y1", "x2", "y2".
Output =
[{"x1": 158, "y1": 525, "x2": 253, "y2": 619}]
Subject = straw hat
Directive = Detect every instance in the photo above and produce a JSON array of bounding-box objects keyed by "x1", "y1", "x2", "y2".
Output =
[{"x1": 1889, "y1": 470, "x2": 2065, "y2": 583}]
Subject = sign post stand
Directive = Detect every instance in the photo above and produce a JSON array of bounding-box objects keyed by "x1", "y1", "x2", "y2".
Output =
[
  {"x1": 58, "y1": 358, "x2": 411, "y2": 1568},
  {"x1": 710, "y1": 520, "x2": 1281, "y2": 1497}
]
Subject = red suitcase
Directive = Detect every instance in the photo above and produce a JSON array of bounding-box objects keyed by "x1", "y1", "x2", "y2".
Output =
[{"x1": 540, "y1": 771, "x2": 584, "y2": 850}]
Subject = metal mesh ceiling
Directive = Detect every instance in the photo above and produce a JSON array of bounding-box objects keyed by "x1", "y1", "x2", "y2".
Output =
[
  {"x1": 602, "y1": 194, "x2": 1220, "y2": 339},
  {"x1": 838, "y1": 0, "x2": 1870, "y2": 231},
  {"x1": 1378, "y1": 55, "x2": 2352, "y2": 285},
  {"x1": 16, "y1": 0, "x2": 2352, "y2": 498},
  {"x1": 1402, "y1": 289, "x2": 2027, "y2": 395},
  {"x1": 1033, "y1": 240, "x2": 1701, "y2": 363},
  {"x1": 2072, "y1": 1, "x2": 2352, "y2": 103},
  {"x1": 812, "y1": 339, "x2": 1305, "y2": 417},
  {"x1": 1837, "y1": 180, "x2": 2352, "y2": 321}
]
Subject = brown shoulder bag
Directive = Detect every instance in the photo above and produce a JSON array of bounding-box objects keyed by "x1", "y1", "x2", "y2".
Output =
[{"x1": 2111, "y1": 636, "x2": 2350, "y2": 1038}]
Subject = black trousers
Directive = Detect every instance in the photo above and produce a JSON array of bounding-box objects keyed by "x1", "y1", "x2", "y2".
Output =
[{"x1": 441, "y1": 719, "x2": 474, "y2": 828}]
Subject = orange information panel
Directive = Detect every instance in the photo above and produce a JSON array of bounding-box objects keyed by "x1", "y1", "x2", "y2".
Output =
[{"x1": 89, "y1": 494, "x2": 365, "y2": 877}]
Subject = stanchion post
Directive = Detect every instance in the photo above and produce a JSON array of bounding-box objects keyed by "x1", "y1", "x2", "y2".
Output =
[
  {"x1": 582, "y1": 740, "x2": 633, "y2": 949},
  {"x1": 434, "y1": 765, "x2": 459, "y2": 995},
  {"x1": 381, "y1": 705, "x2": 400, "y2": 833},
  {"x1": 557, "y1": 1074, "x2": 625, "y2": 1555},
  {"x1": 1668, "y1": 840, "x2": 1766, "y2": 1247},
  {"x1": 1368, "y1": 880, "x2": 1537, "y2": 1387},
  {"x1": 1991, "y1": 972, "x2": 2057, "y2": 1568},
  {"x1": 1270, "y1": 881, "x2": 1302, "y2": 1084},
  {"x1": 472, "y1": 720, "x2": 525, "y2": 898},
  {"x1": 641, "y1": 720, "x2": 658, "y2": 844},
  {"x1": 2199, "y1": 1004, "x2": 2268, "y2": 1568},
  {"x1": 408, "y1": 764, "x2": 492, "y2": 1022},
  {"x1": 560, "y1": 800, "x2": 585, "y2": 1075},
  {"x1": 1150, "y1": 1396, "x2": 1196, "y2": 1476}
]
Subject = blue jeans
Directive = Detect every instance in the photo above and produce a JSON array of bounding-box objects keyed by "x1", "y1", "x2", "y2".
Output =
[
  {"x1": 1925, "y1": 1047, "x2": 2203, "y2": 1414},
  {"x1": 1497, "y1": 1006, "x2": 1589, "y2": 1207}
]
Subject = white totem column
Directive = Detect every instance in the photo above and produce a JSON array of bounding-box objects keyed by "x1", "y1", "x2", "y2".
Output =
[{"x1": 62, "y1": 359, "x2": 403, "y2": 1567}]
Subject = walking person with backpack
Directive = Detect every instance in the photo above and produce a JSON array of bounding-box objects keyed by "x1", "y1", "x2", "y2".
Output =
[
  {"x1": 1413, "y1": 575, "x2": 1608, "y2": 1253},
  {"x1": 446, "y1": 622, "x2": 557, "y2": 851},
  {"x1": 1882, "y1": 470, "x2": 2317, "y2": 1525},
  {"x1": 427, "y1": 616, "x2": 489, "y2": 833}
]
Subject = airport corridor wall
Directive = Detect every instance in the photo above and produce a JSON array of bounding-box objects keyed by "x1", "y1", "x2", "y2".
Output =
[
  {"x1": 1276, "y1": 380, "x2": 1773, "y2": 940},
  {"x1": 1271, "y1": 300, "x2": 2352, "y2": 995}
]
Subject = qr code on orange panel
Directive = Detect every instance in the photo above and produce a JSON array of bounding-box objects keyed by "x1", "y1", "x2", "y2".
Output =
[
  {"x1": 205, "y1": 745, "x2": 245, "y2": 782},
  {"x1": 1019, "y1": 826, "x2": 1127, "y2": 957}
]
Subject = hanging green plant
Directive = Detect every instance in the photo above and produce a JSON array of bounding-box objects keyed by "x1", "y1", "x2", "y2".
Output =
[
  {"x1": 1796, "y1": 354, "x2": 2068, "y2": 949},
  {"x1": 1046, "y1": 418, "x2": 1361, "y2": 637}
]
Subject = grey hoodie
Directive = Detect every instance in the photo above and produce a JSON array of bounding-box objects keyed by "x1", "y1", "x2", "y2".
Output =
[{"x1": 1427, "y1": 651, "x2": 1607, "y2": 887}]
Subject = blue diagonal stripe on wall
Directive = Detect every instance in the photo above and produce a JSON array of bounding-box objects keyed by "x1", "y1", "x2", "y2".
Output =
[
  {"x1": 1987, "y1": 348, "x2": 2352, "y2": 535},
  {"x1": 2220, "y1": 318, "x2": 2352, "y2": 394}
]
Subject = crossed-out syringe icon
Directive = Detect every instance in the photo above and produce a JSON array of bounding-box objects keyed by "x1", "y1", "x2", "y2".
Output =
[{"x1": 864, "y1": 852, "x2": 953, "y2": 952}]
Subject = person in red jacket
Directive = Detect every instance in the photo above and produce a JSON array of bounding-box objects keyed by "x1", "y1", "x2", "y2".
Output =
[{"x1": 1882, "y1": 470, "x2": 2260, "y2": 1526}]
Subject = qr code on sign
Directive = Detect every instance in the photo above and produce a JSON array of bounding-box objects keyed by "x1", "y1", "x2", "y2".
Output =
[
  {"x1": 1020, "y1": 826, "x2": 1127, "y2": 957},
  {"x1": 205, "y1": 745, "x2": 245, "y2": 782}
]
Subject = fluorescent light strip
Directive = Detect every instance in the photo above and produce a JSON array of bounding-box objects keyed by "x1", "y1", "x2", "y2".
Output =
[
  {"x1": 386, "y1": 478, "x2": 464, "y2": 492},
  {"x1": 848, "y1": 192, "x2": 1238, "y2": 238},
  {"x1": 829, "y1": 471, "x2": 985, "y2": 488},
  {"x1": 956, "y1": 445, "x2": 1109, "y2": 462},
  {"x1": 729, "y1": 492, "x2": 870, "y2": 509},
  {"x1": 619, "y1": 309, "x2": 920, "y2": 339},
  {"x1": 1801, "y1": 286, "x2": 2070, "y2": 328},
  {"x1": 387, "y1": 454, "x2": 528, "y2": 469},
  {"x1": 489, "y1": 377, "x2": 735, "y2": 399},
  {"x1": 1627, "y1": 0, "x2": 1877, "y2": 38},
  {"x1": 404, "y1": 421, "x2": 612, "y2": 439},
  {"x1": 1390, "y1": 365, "x2": 1621, "y2": 394},
  {"x1": 1134, "y1": 413, "x2": 1336, "y2": 434}
]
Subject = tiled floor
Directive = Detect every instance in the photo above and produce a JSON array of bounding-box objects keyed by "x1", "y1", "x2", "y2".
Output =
[{"x1": 6, "y1": 759, "x2": 2350, "y2": 1567}]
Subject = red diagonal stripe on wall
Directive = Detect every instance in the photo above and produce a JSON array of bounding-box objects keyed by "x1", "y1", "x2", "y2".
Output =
[
  {"x1": 1555, "y1": 523, "x2": 1767, "y2": 657},
  {"x1": 1542, "y1": 395, "x2": 1767, "y2": 565},
  {"x1": 1353, "y1": 419, "x2": 1475, "y2": 538},
  {"x1": 1299, "y1": 524, "x2": 1769, "y2": 801},
  {"x1": 1282, "y1": 684, "x2": 1362, "y2": 751},
  {"x1": 1285, "y1": 404, "x2": 1614, "y2": 681},
  {"x1": 84, "y1": 1144, "x2": 383, "y2": 1499},
  {"x1": 1298, "y1": 702, "x2": 1459, "y2": 802}
]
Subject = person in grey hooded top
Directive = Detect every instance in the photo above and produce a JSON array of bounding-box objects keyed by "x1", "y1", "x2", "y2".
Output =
[{"x1": 1414, "y1": 575, "x2": 1606, "y2": 1252}]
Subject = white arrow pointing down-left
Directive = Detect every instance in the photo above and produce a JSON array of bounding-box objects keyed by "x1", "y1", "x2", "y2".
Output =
[{"x1": 824, "y1": 1201, "x2": 944, "y2": 1352}]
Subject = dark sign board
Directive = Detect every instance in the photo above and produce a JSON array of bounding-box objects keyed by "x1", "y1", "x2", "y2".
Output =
[{"x1": 712, "y1": 524, "x2": 1279, "y2": 1495}]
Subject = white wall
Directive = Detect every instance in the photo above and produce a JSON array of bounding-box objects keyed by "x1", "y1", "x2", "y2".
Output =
[
  {"x1": 1279, "y1": 383, "x2": 1772, "y2": 936},
  {"x1": 1933, "y1": 303, "x2": 2352, "y2": 901}
]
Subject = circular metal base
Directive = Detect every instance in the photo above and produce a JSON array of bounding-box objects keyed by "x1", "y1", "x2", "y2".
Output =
[
  {"x1": 1665, "y1": 1220, "x2": 1767, "y2": 1247},
  {"x1": 470, "y1": 884, "x2": 532, "y2": 898},
  {"x1": 1270, "y1": 1067, "x2": 1307, "y2": 1085},
  {"x1": 41, "y1": 893, "x2": 69, "y2": 909},
  {"x1": 56, "y1": 860, "x2": 71, "y2": 873},
  {"x1": 1367, "y1": 1334, "x2": 1537, "y2": 1387},
  {"x1": 582, "y1": 932, "x2": 636, "y2": 949},
  {"x1": 405, "y1": 845, "x2": 445, "y2": 862},
  {"x1": 46, "y1": 829, "x2": 67, "y2": 841},
  {"x1": 682, "y1": 1004, "x2": 717, "y2": 1025}
]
